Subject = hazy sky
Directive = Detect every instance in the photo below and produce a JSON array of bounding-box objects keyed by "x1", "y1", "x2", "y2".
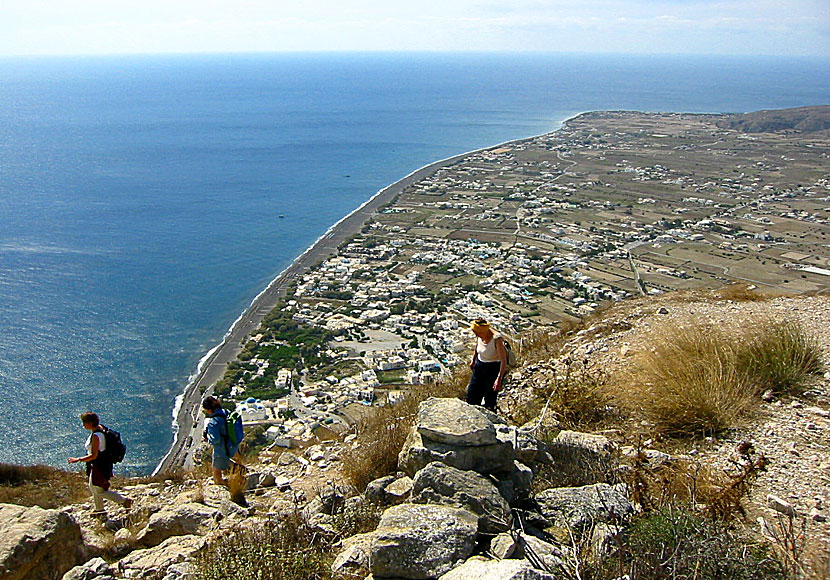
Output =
[{"x1": 0, "y1": 0, "x2": 827, "y2": 57}]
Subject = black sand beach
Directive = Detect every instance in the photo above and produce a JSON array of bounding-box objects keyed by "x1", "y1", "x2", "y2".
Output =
[{"x1": 154, "y1": 145, "x2": 505, "y2": 473}]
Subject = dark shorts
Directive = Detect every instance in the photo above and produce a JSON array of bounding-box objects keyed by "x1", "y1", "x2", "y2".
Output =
[
  {"x1": 466, "y1": 360, "x2": 501, "y2": 411},
  {"x1": 211, "y1": 443, "x2": 238, "y2": 470}
]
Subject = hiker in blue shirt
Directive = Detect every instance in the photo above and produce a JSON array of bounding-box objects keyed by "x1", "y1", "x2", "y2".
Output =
[{"x1": 201, "y1": 396, "x2": 239, "y2": 485}]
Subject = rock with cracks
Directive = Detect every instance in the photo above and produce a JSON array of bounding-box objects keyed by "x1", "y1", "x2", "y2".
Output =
[
  {"x1": 535, "y1": 483, "x2": 632, "y2": 532},
  {"x1": 370, "y1": 503, "x2": 478, "y2": 579},
  {"x1": 0, "y1": 503, "x2": 84, "y2": 580},
  {"x1": 416, "y1": 398, "x2": 498, "y2": 447},
  {"x1": 135, "y1": 502, "x2": 220, "y2": 547},
  {"x1": 61, "y1": 558, "x2": 114, "y2": 580},
  {"x1": 331, "y1": 532, "x2": 374, "y2": 577},
  {"x1": 399, "y1": 429, "x2": 516, "y2": 476},
  {"x1": 115, "y1": 534, "x2": 206, "y2": 579},
  {"x1": 438, "y1": 557, "x2": 558, "y2": 580},
  {"x1": 411, "y1": 462, "x2": 512, "y2": 533},
  {"x1": 544, "y1": 430, "x2": 617, "y2": 487}
]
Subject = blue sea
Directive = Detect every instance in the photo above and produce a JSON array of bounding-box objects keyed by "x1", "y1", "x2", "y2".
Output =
[{"x1": 1, "y1": 53, "x2": 828, "y2": 473}]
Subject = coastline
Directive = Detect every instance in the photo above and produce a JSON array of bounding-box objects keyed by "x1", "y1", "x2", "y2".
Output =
[{"x1": 154, "y1": 118, "x2": 574, "y2": 474}]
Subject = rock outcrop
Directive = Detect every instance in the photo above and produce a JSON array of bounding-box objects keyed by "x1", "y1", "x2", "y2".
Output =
[
  {"x1": 536, "y1": 483, "x2": 633, "y2": 532},
  {"x1": 417, "y1": 398, "x2": 498, "y2": 446},
  {"x1": 411, "y1": 462, "x2": 511, "y2": 533},
  {"x1": 115, "y1": 534, "x2": 205, "y2": 579},
  {"x1": 136, "y1": 502, "x2": 220, "y2": 547},
  {"x1": 398, "y1": 399, "x2": 517, "y2": 475},
  {"x1": 5, "y1": 398, "x2": 643, "y2": 580},
  {"x1": 438, "y1": 556, "x2": 558, "y2": 580},
  {"x1": 0, "y1": 503, "x2": 84, "y2": 580},
  {"x1": 370, "y1": 503, "x2": 479, "y2": 579}
]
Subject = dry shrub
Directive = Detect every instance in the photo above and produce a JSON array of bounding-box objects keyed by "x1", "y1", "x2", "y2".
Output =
[
  {"x1": 510, "y1": 356, "x2": 613, "y2": 433},
  {"x1": 593, "y1": 442, "x2": 791, "y2": 580},
  {"x1": 227, "y1": 462, "x2": 248, "y2": 506},
  {"x1": 196, "y1": 509, "x2": 334, "y2": 580},
  {"x1": 515, "y1": 327, "x2": 567, "y2": 364},
  {"x1": 340, "y1": 369, "x2": 466, "y2": 491},
  {"x1": 618, "y1": 508, "x2": 786, "y2": 580},
  {"x1": 626, "y1": 441, "x2": 766, "y2": 520},
  {"x1": 614, "y1": 316, "x2": 822, "y2": 437},
  {"x1": 0, "y1": 463, "x2": 90, "y2": 508},
  {"x1": 737, "y1": 317, "x2": 824, "y2": 395}
]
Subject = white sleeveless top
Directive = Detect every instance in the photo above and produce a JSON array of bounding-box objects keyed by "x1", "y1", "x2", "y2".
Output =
[
  {"x1": 85, "y1": 431, "x2": 106, "y2": 454},
  {"x1": 476, "y1": 333, "x2": 502, "y2": 363}
]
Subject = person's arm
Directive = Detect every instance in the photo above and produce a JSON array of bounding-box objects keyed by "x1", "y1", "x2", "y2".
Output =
[
  {"x1": 205, "y1": 417, "x2": 221, "y2": 446},
  {"x1": 493, "y1": 337, "x2": 508, "y2": 391},
  {"x1": 68, "y1": 433, "x2": 99, "y2": 464},
  {"x1": 470, "y1": 343, "x2": 478, "y2": 370}
]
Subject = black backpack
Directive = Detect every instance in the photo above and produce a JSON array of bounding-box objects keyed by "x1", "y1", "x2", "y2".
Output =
[{"x1": 100, "y1": 425, "x2": 127, "y2": 464}]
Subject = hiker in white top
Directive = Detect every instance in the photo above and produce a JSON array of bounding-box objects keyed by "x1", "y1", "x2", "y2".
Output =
[
  {"x1": 68, "y1": 412, "x2": 131, "y2": 515},
  {"x1": 466, "y1": 318, "x2": 507, "y2": 411}
]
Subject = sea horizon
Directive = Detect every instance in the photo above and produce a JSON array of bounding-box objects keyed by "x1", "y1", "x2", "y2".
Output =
[{"x1": 1, "y1": 52, "x2": 828, "y2": 473}]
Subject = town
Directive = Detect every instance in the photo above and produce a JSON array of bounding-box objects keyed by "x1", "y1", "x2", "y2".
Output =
[{"x1": 209, "y1": 110, "x2": 829, "y2": 452}]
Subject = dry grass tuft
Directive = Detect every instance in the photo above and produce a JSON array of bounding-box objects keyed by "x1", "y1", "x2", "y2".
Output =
[
  {"x1": 510, "y1": 356, "x2": 613, "y2": 433},
  {"x1": 339, "y1": 370, "x2": 465, "y2": 491},
  {"x1": 513, "y1": 327, "x2": 567, "y2": 365},
  {"x1": 613, "y1": 315, "x2": 823, "y2": 437},
  {"x1": 227, "y1": 462, "x2": 248, "y2": 506},
  {"x1": 737, "y1": 317, "x2": 824, "y2": 395},
  {"x1": 0, "y1": 463, "x2": 90, "y2": 508},
  {"x1": 196, "y1": 508, "x2": 335, "y2": 580},
  {"x1": 616, "y1": 322, "x2": 756, "y2": 436}
]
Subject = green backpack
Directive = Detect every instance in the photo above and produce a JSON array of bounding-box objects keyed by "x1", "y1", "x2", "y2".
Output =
[{"x1": 225, "y1": 409, "x2": 244, "y2": 448}]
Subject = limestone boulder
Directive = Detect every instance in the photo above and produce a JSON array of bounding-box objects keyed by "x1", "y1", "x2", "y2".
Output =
[
  {"x1": 536, "y1": 483, "x2": 632, "y2": 532},
  {"x1": 439, "y1": 557, "x2": 558, "y2": 580},
  {"x1": 0, "y1": 503, "x2": 84, "y2": 580},
  {"x1": 365, "y1": 475, "x2": 397, "y2": 504},
  {"x1": 331, "y1": 532, "x2": 374, "y2": 577},
  {"x1": 490, "y1": 534, "x2": 517, "y2": 559},
  {"x1": 385, "y1": 476, "x2": 413, "y2": 504},
  {"x1": 411, "y1": 462, "x2": 511, "y2": 533},
  {"x1": 245, "y1": 470, "x2": 276, "y2": 490},
  {"x1": 494, "y1": 461, "x2": 534, "y2": 506},
  {"x1": 136, "y1": 502, "x2": 220, "y2": 547},
  {"x1": 61, "y1": 558, "x2": 114, "y2": 580},
  {"x1": 512, "y1": 428, "x2": 545, "y2": 465},
  {"x1": 399, "y1": 429, "x2": 516, "y2": 476},
  {"x1": 370, "y1": 504, "x2": 478, "y2": 579},
  {"x1": 545, "y1": 430, "x2": 617, "y2": 487},
  {"x1": 115, "y1": 534, "x2": 206, "y2": 579},
  {"x1": 417, "y1": 398, "x2": 498, "y2": 447}
]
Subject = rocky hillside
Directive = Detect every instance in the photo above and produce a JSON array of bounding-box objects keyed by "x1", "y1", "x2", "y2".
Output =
[
  {"x1": 716, "y1": 105, "x2": 830, "y2": 133},
  {"x1": 502, "y1": 291, "x2": 830, "y2": 548},
  {"x1": 2, "y1": 290, "x2": 829, "y2": 580}
]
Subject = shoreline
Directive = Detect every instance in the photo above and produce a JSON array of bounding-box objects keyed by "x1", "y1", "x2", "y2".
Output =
[{"x1": 154, "y1": 116, "x2": 574, "y2": 474}]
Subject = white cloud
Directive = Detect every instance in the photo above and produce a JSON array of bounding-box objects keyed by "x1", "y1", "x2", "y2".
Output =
[{"x1": 0, "y1": 0, "x2": 826, "y2": 55}]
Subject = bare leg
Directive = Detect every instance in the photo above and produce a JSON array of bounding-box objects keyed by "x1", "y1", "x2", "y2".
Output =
[{"x1": 212, "y1": 466, "x2": 226, "y2": 486}]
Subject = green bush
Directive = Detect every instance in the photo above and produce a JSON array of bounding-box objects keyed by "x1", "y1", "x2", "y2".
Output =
[
  {"x1": 616, "y1": 508, "x2": 786, "y2": 580},
  {"x1": 196, "y1": 511, "x2": 334, "y2": 580}
]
